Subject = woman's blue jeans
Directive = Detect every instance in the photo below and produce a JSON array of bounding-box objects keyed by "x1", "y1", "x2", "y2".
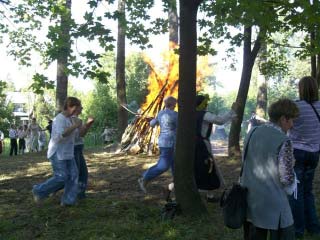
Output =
[
  {"x1": 32, "y1": 153, "x2": 79, "y2": 205},
  {"x1": 289, "y1": 149, "x2": 320, "y2": 236},
  {"x1": 143, "y1": 147, "x2": 174, "y2": 181},
  {"x1": 74, "y1": 144, "x2": 88, "y2": 198}
]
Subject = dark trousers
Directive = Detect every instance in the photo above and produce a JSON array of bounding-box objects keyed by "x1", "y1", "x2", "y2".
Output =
[
  {"x1": 289, "y1": 149, "x2": 320, "y2": 236},
  {"x1": 18, "y1": 138, "x2": 26, "y2": 153},
  {"x1": 244, "y1": 221, "x2": 295, "y2": 240},
  {"x1": 10, "y1": 138, "x2": 17, "y2": 156},
  {"x1": 74, "y1": 144, "x2": 88, "y2": 198}
]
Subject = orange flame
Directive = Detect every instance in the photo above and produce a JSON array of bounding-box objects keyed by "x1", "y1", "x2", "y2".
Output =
[{"x1": 141, "y1": 42, "x2": 213, "y2": 116}]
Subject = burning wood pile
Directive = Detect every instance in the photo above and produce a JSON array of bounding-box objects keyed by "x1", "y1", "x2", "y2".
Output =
[{"x1": 120, "y1": 43, "x2": 212, "y2": 155}]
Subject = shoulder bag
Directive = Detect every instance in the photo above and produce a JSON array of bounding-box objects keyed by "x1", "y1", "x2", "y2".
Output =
[{"x1": 220, "y1": 127, "x2": 257, "y2": 229}]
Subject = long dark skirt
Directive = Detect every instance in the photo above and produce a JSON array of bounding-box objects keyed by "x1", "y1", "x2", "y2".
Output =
[{"x1": 194, "y1": 138, "x2": 220, "y2": 190}]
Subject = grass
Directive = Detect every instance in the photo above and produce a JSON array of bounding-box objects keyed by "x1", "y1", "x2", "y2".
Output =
[{"x1": 0, "y1": 145, "x2": 320, "y2": 240}]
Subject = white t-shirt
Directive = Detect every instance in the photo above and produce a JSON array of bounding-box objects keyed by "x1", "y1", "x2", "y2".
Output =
[{"x1": 47, "y1": 113, "x2": 76, "y2": 160}]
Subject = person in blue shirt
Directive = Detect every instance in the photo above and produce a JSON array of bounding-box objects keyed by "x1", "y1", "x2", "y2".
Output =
[{"x1": 138, "y1": 96, "x2": 178, "y2": 194}]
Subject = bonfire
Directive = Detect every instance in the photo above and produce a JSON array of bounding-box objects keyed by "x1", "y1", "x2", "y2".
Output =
[{"x1": 120, "y1": 42, "x2": 212, "y2": 155}]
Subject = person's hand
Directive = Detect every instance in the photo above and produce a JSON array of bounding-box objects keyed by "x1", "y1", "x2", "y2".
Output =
[{"x1": 86, "y1": 116, "x2": 95, "y2": 125}]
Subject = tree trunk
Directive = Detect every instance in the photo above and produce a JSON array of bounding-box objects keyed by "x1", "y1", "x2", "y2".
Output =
[
  {"x1": 175, "y1": 0, "x2": 207, "y2": 216},
  {"x1": 116, "y1": 0, "x2": 128, "y2": 140},
  {"x1": 56, "y1": 0, "x2": 71, "y2": 112},
  {"x1": 311, "y1": 31, "x2": 317, "y2": 79},
  {"x1": 256, "y1": 80, "x2": 267, "y2": 118},
  {"x1": 168, "y1": 0, "x2": 178, "y2": 44},
  {"x1": 228, "y1": 27, "x2": 262, "y2": 157},
  {"x1": 256, "y1": 43, "x2": 268, "y2": 118}
]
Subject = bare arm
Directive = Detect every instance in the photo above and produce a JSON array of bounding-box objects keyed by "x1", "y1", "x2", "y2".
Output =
[{"x1": 79, "y1": 117, "x2": 94, "y2": 137}]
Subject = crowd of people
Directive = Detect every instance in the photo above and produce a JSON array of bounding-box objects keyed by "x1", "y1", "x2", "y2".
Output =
[{"x1": 0, "y1": 118, "x2": 52, "y2": 156}]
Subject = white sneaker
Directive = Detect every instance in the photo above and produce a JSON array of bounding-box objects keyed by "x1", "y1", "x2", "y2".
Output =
[{"x1": 138, "y1": 178, "x2": 147, "y2": 194}]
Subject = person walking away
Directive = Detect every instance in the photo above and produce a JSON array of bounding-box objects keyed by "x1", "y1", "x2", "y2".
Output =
[
  {"x1": 242, "y1": 99, "x2": 299, "y2": 240},
  {"x1": 287, "y1": 76, "x2": 320, "y2": 239},
  {"x1": 38, "y1": 130, "x2": 47, "y2": 151},
  {"x1": 138, "y1": 96, "x2": 178, "y2": 194},
  {"x1": 194, "y1": 94, "x2": 237, "y2": 202},
  {"x1": 46, "y1": 119, "x2": 53, "y2": 139},
  {"x1": 0, "y1": 130, "x2": 4, "y2": 154},
  {"x1": 32, "y1": 97, "x2": 82, "y2": 206},
  {"x1": 101, "y1": 126, "x2": 113, "y2": 144},
  {"x1": 17, "y1": 125, "x2": 27, "y2": 154},
  {"x1": 72, "y1": 104, "x2": 94, "y2": 199},
  {"x1": 9, "y1": 124, "x2": 18, "y2": 156},
  {"x1": 28, "y1": 118, "x2": 40, "y2": 152}
]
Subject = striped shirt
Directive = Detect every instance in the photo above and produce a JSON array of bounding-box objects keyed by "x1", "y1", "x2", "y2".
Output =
[{"x1": 288, "y1": 100, "x2": 320, "y2": 152}]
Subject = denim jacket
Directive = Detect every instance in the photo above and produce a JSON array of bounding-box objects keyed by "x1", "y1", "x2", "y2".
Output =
[{"x1": 150, "y1": 108, "x2": 178, "y2": 148}]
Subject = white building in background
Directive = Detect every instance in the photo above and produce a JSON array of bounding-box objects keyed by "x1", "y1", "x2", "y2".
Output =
[{"x1": 6, "y1": 91, "x2": 35, "y2": 125}]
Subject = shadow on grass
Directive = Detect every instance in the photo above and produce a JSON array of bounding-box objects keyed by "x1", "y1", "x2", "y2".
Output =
[{"x1": 0, "y1": 147, "x2": 320, "y2": 240}]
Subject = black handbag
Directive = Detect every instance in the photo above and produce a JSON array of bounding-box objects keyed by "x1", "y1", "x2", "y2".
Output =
[
  {"x1": 220, "y1": 127, "x2": 257, "y2": 229},
  {"x1": 220, "y1": 183, "x2": 248, "y2": 229}
]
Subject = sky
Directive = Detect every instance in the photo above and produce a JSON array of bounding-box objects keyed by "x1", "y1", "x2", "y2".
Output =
[{"x1": 0, "y1": 0, "x2": 242, "y2": 94}]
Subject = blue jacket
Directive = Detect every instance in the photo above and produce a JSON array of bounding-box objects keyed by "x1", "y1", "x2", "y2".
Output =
[{"x1": 150, "y1": 108, "x2": 178, "y2": 148}]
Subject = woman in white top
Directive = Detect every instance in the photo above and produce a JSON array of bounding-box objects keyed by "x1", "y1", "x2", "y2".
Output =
[
  {"x1": 28, "y1": 118, "x2": 40, "y2": 152},
  {"x1": 32, "y1": 97, "x2": 82, "y2": 206}
]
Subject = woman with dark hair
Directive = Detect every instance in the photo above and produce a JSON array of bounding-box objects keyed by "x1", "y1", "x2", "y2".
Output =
[
  {"x1": 194, "y1": 94, "x2": 236, "y2": 201},
  {"x1": 242, "y1": 99, "x2": 299, "y2": 240},
  {"x1": 288, "y1": 76, "x2": 320, "y2": 238},
  {"x1": 32, "y1": 97, "x2": 82, "y2": 206}
]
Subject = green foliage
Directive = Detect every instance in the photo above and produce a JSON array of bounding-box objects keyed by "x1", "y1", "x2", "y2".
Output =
[
  {"x1": 82, "y1": 83, "x2": 118, "y2": 132},
  {"x1": 0, "y1": 81, "x2": 14, "y2": 135},
  {"x1": 77, "y1": 51, "x2": 150, "y2": 133},
  {"x1": 126, "y1": 52, "x2": 150, "y2": 105},
  {"x1": 33, "y1": 93, "x2": 55, "y2": 129},
  {"x1": 268, "y1": 77, "x2": 298, "y2": 104},
  {"x1": 207, "y1": 94, "x2": 228, "y2": 115},
  {"x1": 29, "y1": 73, "x2": 55, "y2": 95}
]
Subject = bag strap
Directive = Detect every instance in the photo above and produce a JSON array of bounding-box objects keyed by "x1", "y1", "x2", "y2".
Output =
[
  {"x1": 240, "y1": 126, "x2": 258, "y2": 177},
  {"x1": 309, "y1": 103, "x2": 320, "y2": 123}
]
